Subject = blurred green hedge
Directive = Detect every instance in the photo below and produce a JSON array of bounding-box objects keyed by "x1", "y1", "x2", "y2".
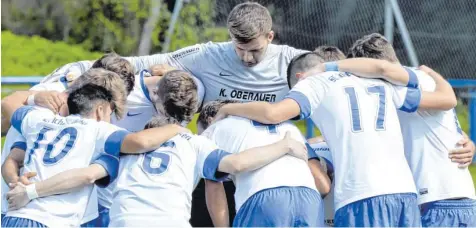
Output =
[{"x1": 1, "y1": 31, "x2": 102, "y2": 76}]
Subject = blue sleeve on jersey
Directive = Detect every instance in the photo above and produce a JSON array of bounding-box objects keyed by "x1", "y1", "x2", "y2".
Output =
[
  {"x1": 203, "y1": 149, "x2": 232, "y2": 182},
  {"x1": 92, "y1": 154, "x2": 119, "y2": 188},
  {"x1": 11, "y1": 106, "x2": 35, "y2": 135},
  {"x1": 404, "y1": 67, "x2": 419, "y2": 88},
  {"x1": 399, "y1": 87, "x2": 421, "y2": 113},
  {"x1": 306, "y1": 143, "x2": 320, "y2": 161},
  {"x1": 10, "y1": 141, "x2": 26, "y2": 151},
  {"x1": 104, "y1": 130, "x2": 130, "y2": 157},
  {"x1": 285, "y1": 91, "x2": 311, "y2": 120}
]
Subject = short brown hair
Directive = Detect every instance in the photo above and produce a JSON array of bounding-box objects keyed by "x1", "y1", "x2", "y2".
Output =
[
  {"x1": 68, "y1": 68, "x2": 127, "y2": 119},
  {"x1": 348, "y1": 33, "x2": 398, "y2": 63},
  {"x1": 92, "y1": 53, "x2": 135, "y2": 95},
  {"x1": 227, "y1": 2, "x2": 272, "y2": 43},
  {"x1": 155, "y1": 70, "x2": 198, "y2": 124},
  {"x1": 197, "y1": 100, "x2": 239, "y2": 130},
  {"x1": 313, "y1": 45, "x2": 346, "y2": 61},
  {"x1": 287, "y1": 52, "x2": 323, "y2": 89},
  {"x1": 144, "y1": 116, "x2": 180, "y2": 129}
]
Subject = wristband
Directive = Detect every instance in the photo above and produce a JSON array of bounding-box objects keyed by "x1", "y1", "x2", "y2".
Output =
[
  {"x1": 26, "y1": 184, "x2": 39, "y2": 200},
  {"x1": 27, "y1": 94, "x2": 36, "y2": 106},
  {"x1": 324, "y1": 62, "x2": 339, "y2": 72}
]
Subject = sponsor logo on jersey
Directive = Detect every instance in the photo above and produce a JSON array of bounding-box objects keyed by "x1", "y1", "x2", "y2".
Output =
[
  {"x1": 218, "y1": 88, "x2": 276, "y2": 102},
  {"x1": 172, "y1": 47, "x2": 200, "y2": 60},
  {"x1": 219, "y1": 71, "x2": 232, "y2": 77},
  {"x1": 127, "y1": 112, "x2": 142, "y2": 117}
]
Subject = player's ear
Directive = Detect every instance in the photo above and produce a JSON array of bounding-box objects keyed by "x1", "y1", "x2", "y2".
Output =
[
  {"x1": 266, "y1": 31, "x2": 274, "y2": 43},
  {"x1": 296, "y1": 72, "x2": 305, "y2": 80}
]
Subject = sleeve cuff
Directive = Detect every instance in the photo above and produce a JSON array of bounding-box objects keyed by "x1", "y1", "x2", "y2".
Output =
[
  {"x1": 203, "y1": 149, "x2": 232, "y2": 182},
  {"x1": 104, "y1": 130, "x2": 130, "y2": 157},
  {"x1": 306, "y1": 143, "x2": 320, "y2": 161},
  {"x1": 285, "y1": 91, "x2": 312, "y2": 120},
  {"x1": 10, "y1": 141, "x2": 27, "y2": 151},
  {"x1": 399, "y1": 87, "x2": 421, "y2": 113},
  {"x1": 11, "y1": 106, "x2": 35, "y2": 134},
  {"x1": 404, "y1": 67, "x2": 419, "y2": 88},
  {"x1": 92, "y1": 154, "x2": 119, "y2": 188}
]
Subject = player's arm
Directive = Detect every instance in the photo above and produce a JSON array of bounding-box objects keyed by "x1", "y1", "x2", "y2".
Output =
[
  {"x1": 2, "y1": 147, "x2": 26, "y2": 187},
  {"x1": 124, "y1": 44, "x2": 204, "y2": 74},
  {"x1": 205, "y1": 180, "x2": 229, "y2": 227},
  {"x1": 6, "y1": 164, "x2": 109, "y2": 210},
  {"x1": 308, "y1": 159, "x2": 331, "y2": 197},
  {"x1": 216, "y1": 131, "x2": 308, "y2": 175},
  {"x1": 120, "y1": 125, "x2": 190, "y2": 154},
  {"x1": 449, "y1": 131, "x2": 476, "y2": 168},
  {"x1": 417, "y1": 65, "x2": 457, "y2": 110},
  {"x1": 215, "y1": 99, "x2": 301, "y2": 125}
]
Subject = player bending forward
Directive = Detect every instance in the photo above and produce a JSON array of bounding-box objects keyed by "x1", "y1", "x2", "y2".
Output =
[
  {"x1": 197, "y1": 100, "x2": 330, "y2": 227},
  {"x1": 3, "y1": 82, "x2": 188, "y2": 227}
]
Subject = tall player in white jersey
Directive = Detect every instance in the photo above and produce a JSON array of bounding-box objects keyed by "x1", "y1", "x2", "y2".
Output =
[
  {"x1": 197, "y1": 101, "x2": 330, "y2": 227},
  {"x1": 2, "y1": 83, "x2": 189, "y2": 227},
  {"x1": 214, "y1": 52, "x2": 460, "y2": 226},
  {"x1": 334, "y1": 33, "x2": 476, "y2": 227},
  {"x1": 108, "y1": 72, "x2": 308, "y2": 227}
]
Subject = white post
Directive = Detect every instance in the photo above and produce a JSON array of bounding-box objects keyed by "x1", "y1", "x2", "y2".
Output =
[
  {"x1": 389, "y1": 0, "x2": 419, "y2": 67},
  {"x1": 162, "y1": 0, "x2": 184, "y2": 53}
]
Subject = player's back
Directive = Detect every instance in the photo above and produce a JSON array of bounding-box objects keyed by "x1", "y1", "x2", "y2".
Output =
[
  {"x1": 398, "y1": 70, "x2": 475, "y2": 204},
  {"x1": 205, "y1": 116, "x2": 317, "y2": 211},
  {"x1": 109, "y1": 133, "x2": 199, "y2": 227},
  {"x1": 296, "y1": 72, "x2": 416, "y2": 210},
  {"x1": 8, "y1": 107, "x2": 119, "y2": 227}
]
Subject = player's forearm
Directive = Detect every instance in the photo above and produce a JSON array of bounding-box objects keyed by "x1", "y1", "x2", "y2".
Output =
[
  {"x1": 221, "y1": 102, "x2": 282, "y2": 124},
  {"x1": 308, "y1": 159, "x2": 331, "y2": 197},
  {"x1": 35, "y1": 165, "x2": 106, "y2": 198},
  {"x1": 121, "y1": 124, "x2": 185, "y2": 154},
  {"x1": 334, "y1": 58, "x2": 409, "y2": 86},
  {"x1": 1, "y1": 91, "x2": 34, "y2": 125},
  {"x1": 2, "y1": 158, "x2": 21, "y2": 186},
  {"x1": 205, "y1": 180, "x2": 229, "y2": 227},
  {"x1": 219, "y1": 139, "x2": 289, "y2": 174},
  {"x1": 420, "y1": 70, "x2": 456, "y2": 110}
]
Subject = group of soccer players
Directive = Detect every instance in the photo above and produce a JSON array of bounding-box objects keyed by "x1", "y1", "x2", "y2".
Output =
[{"x1": 1, "y1": 2, "x2": 476, "y2": 227}]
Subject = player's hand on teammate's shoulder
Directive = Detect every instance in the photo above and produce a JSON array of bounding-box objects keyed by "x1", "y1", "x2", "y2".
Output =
[
  {"x1": 150, "y1": 64, "x2": 176, "y2": 76},
  {"x1": 34, "y1": 91, "x2": 67, "y2": 114},
  {"x1": 418, "y1": 65, "x2": 439, "y2": 78},
  {"x1": 282, "y1": 131, "x2": 308, "y2": 161},
  {"x1": 307, "y1": 136, "x2": 325, "y2": 144},
  {"x1": 6, "y1": 182, "x2": 30, "y2": 211},
  {"x1": 449, "y1": 136, "x2": 475, "y2": 168}
]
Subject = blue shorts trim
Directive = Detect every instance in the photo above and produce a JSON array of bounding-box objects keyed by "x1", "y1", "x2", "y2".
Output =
[
  {"x1": 1, "y1": 216, "x2": 47, "y2": 227},
  {"x1": 233, "y1": 186, "x2": 323, "y2": 227},
  {"x1": 81, "y1": 204, "x2": 110, "y2": 227},
  {"x1": 421, "y1": 198, "x2": 476, "y2": 227},
  {"x1": 335, "y1": 193, "x2": 420, "y2": 227}
]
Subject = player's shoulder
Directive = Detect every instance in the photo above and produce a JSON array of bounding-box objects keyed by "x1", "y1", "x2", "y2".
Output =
[
  {"x1": 404, "y1": 67, "x2": 435, "y2": 92},
  {"x1": 29, "y1": 81, "x2": 67, "y2": 92},
  {"x1": 171, "y1": 41, "x2": 231, "y2": 59}
]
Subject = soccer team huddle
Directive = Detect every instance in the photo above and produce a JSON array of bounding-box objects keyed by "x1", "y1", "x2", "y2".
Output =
[{"x1": 1, "y1": 2, "x2": 476, "y2": 228}]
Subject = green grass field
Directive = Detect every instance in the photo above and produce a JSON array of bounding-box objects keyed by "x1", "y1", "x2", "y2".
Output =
[{"x1": 1, "y1": 83, "x2": 476, "y2": 189}]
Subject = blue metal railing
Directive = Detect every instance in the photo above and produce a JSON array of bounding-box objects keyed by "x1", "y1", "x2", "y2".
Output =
[{"x1": 2, "y1": 76, "x2": 476, "y2": 149}]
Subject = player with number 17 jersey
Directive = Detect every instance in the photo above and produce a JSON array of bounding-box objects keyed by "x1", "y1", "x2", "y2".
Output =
[
  {"x1": 4, "y1": 106, "x2": 125, "y2": 227},
  {"x1": 286, "y1": 71, "x2": 421, "y2": 226}
]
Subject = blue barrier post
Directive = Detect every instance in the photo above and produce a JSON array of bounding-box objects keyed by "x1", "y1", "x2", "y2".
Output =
[{"x1": 306, "y1": 119, "x2": 314, "y2": 139}]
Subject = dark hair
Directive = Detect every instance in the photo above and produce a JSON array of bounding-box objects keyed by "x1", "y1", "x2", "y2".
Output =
[
  {"x1": 313, "y1": 45, "x2": 346, "y2": 61},
  {"x1": 67, "y1": 84, "x2": 113, "y2": 116},
  {"x1": 156, "y1": 70, "x2": 198, "y2": 124},
  {"x1": 144, "y1": 116, "x2": 180, "y2": 129},
  {"x1": 227, "y1": 2, "x2": 272, "y2": 43},
  {"x1": 197, "y1": 100, "x2": 240, "y2": 129},
  {"x1": 347, "y1": 33, "x2": 398, "y2": 63},
  {"x1": 286, "y1": 52, "x2": 323, "y2": 89},
  {"x1": 92, "y1": 53, "x2": 135, "y2": 94}
]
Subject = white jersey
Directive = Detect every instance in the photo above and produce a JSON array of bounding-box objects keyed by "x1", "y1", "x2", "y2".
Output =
[
  {"x1": 398, "y1": 69, "x2": 476, "y2": 204},
  {"x1": 98, "y1": 70, "x2": 205, "y2": 209},
  {"x1": 109, "y1": 133, "x2": 224, "y2": 227},
  {"x1": 40, "y1": 60, "x2": 93, "y2": 83},
  {"x1": 309, "y1": 142, "x2": 335, "y2": 227},
  {"x1": 6, "y1": 106, "x2": 126, "y2": 227},
  {"x1": 1, "y1": 82, "x2": 69, "y2": 216},
  {"x1": 287, "y1": 72, "x2": 419, "y2": 210},
  {"x1": 202, "y1": 116, "x2": 318, "y2": 211},
  {"x1": 125, "y1": 41, "x2": 307, "y2": 103}
]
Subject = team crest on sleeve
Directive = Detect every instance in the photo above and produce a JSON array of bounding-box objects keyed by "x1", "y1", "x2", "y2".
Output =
[{"x1": 172, "y1": 46, "x2": 200, "y2": 60}]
